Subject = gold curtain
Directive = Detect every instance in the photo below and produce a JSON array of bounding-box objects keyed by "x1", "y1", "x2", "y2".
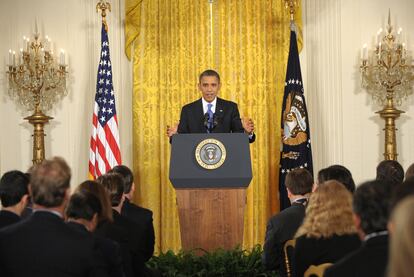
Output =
[{"x1": 125, "y1": 0, "x2": 302, "y2": 253}]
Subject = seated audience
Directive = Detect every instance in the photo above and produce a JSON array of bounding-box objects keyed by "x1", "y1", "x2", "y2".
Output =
[
  {"x1": 262, "y1": 168, "x2": 313, "y2": 273},
  {"x1": 109, "y1": 165, "x2": 155, "y2": 261},
  {"x1": 317, "y1": 164, "x2": 355, "y2": 193},
  {"x1": 324, "y1": 179, "x2": 390, "y2": 277},
  {"x1": 387, "y1": 196, "x2": 414, "y2": 277},
  {"x1": 0, "y1": 157, "x2": 108, "y2": 277},
  {"x1": 294, "y1": 181, "x2": 360, "y2": 277},
  {"x1": 0, "y1": 170, "x2": 29, "y2": 229},
  {"x1": 66, "y1": 191, "x2": 124, "y2": 277},
  {"x1": 376, "y1": 160, "x2": 404, "y2": 187},
  {"x1": 405, "y1": 163, "x2": 414, "y2": 180},
  {"x1": 96, "y1": 172, "x2": 151, "y2": 277}
]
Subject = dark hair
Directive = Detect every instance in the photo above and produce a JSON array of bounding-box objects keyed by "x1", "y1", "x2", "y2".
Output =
[
  {"x1": 353, "y1": 179, "x2": 390, "y2": 234},
  {"x1": 29, "y1": 157, "x2": 71, "y2": 207},
  {"x1": 0, "y1": 170, "x2": 29, "y2": 207},
  {"x1": 376, "y1": 160, "x2": 404, "y2": 186},
  {"x1": 109, "y1": 165, "x2": 134, "y2": 194},
  {"x1": 66, "y1": 191, "x2": 102, "y2": 221},
  {"x1": 76, "y1": 180, "x2": 113, "y2": 223},
  {"x1": 405, "y1": 163, "x2": 414, "y2": 180},
  {"x1": 318, "y1": 165, "x2": 355, "y2": 193},
  {"x1": 390, "y1": 177, "x2": 414, "y2": 212},
  {"x1": 97, "y1": 173, "x2": 124, "y2": 207},
  {"x1": 285, "y1": 168, "x2": 313, "y2": 195},
  {"x1": 199, "y1": 69, "x2": 220, "y2": 83}
]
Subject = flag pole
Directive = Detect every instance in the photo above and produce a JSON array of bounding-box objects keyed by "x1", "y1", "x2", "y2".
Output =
[
  {"x1": 284, "y1": 0, "x2": 297, "y2": 23},
  {"x1": 96, "y1": 0, "x2": 111, "y2": 30}
]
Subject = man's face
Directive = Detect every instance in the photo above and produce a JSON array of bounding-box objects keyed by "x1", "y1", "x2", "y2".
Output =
[{"x1": 198, "y1": 75, "x2": 220, "y2": 103}]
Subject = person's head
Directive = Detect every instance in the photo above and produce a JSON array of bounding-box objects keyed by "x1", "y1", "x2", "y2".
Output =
[
  {"x1": 0, "y1": 170, "x2": 30, "y2": 214},
  {"x1": 66, "y1": 191, "x2": 102, "y2": 232},
  {"x1": 387, "y1": 196, "x2": 414, "y2": 277},
  {"x1": 376, "y1": 160, "x2": 404, "y2": 186},
  {"x1": 108, "y1": 165, "x2": 134, "y2": 196},
  {"x1": 97, "y1": 173, "x2": 124, "y2": 208},
  {"x1": 29, "y1": 157, "x2": 71, "y2": 209},
  {"x1": 405, "y1": 163, "x2": 414, "y2": 180},
  {"x1": 198, "y1": 69, "x2": 221, "y2": 103},
  {"x1": 76, "y1": 180, "x2": 113, "y2": 223},
  {"x1": 353, "y1": 179, "x2": 390, "y2": 238},
  {"x1": 285, "y1": 168, "x2": 313, "y2": 199},
  {"x1": 295, "y1": 180, "x2": 356, "y2": 238},
  {"x1": 318, "y1": 165, "x2": 355, "y2": 193},
  {"x1": 390, "y1": 177, "x2": 414, "y2": 213}
]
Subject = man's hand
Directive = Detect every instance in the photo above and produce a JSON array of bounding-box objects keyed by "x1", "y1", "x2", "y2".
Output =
[
  {"x1": 242, "y1": 117, "x2": 254, "y2": 134},
  {"x1": 167, "y1": 123, "x2": 179, "y2": 137}
]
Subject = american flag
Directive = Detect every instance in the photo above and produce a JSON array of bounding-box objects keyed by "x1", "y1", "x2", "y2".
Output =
[{"x1": 89, "y1": 23, "x2": 122, "y2": 179}]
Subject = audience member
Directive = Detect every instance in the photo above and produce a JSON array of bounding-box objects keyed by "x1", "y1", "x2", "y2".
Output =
[
  {"x1": 405, "y1": 163, "x2": 414, "y2": 180},
  {"x1": 0, "y1": 157, "x2": 108, "y2": 277},
  {"x1": 387, "y1": 196, "x2": 414, "y2": 277},
  {"x1": 324, "y1": 179, "x2": 390, "y2": 277},
  {"x1": 109, "y1": 165, "x2": 155, "y2": 261},
  {"x1": 262, "y1": 168, "x2": 313, "y2": 273},
  {"x1": 376, "y1": 160, "x2": 404, "y2": 186},
  {"x1": 294, "y1": 181, "x2": 360, "y2": 277},
  {"x1": 390, "y1": 177, "x2": 414, "y2": 213},
  {"x1": 0, "y1": 170, "x2": 29, "y2": 229},
  {"x1": 77, "y1": 180, "x2": 113, "y2": 224},
  {"x1": 317, "y1": 164, "x2": 355, "y2": 193},
  {"x1": 66, "y1": 191, "x2": 124, "y2": 277},
  {"x1": 96, "y1": 172, "x2": 149, "y2": 277}
]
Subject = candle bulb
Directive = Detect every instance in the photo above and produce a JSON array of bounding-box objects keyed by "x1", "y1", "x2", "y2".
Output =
[
  {"x1": 19, "y1": 48, "x2": 23, "y2": 65},
  {"x1": 60, "y1": 49, "x2": 65, "y2": 65},
  {"x1": 377, "y1": 28, "x2": 383, "y2": 45},
  {"x1": 8, "y1": 49, "x2": 12, "y2": 66},
  {"x1": 397, "y1": 28, "x2": 402, "y2": 43},
  {"x1": 362, "y1": 44, "x2": 368, "y2": 60},
  {"x1": 12, "y1": 51, "x2": 16, "y2": 66},
  {"x1": 26, "y1": 38, "x2": 30, "y2": 52},
  {"x1": 44, "y1": 36, "x2": 49, "y2": 51},
  {"x1": 34, "y1": 19, "x2": 38, "y2": 35}
]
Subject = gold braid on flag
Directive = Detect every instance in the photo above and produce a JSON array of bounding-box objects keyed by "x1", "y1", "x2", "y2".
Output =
[{"x1": 125, "y1": 0, "x2": 302, "y2": 253}]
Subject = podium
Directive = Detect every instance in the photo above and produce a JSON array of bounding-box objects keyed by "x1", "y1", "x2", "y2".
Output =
[{"x1": 169, "y1": 133, "x2": 252, "y2": 252}]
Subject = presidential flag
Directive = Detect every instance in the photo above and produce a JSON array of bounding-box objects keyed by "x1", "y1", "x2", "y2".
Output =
[
  {"x1": 279, "y1": 29, "x2": 313, "y2": 210},
  {"x1": 89, "y1": 23, "x2": 122, "y2": 179}
]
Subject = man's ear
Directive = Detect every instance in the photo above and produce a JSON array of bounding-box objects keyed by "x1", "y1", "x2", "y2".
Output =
[
  {"x1": 286, "y1": 188, "x2": 293, "y2": 198},
  {"x1": 353, "y1": 213, "x2": 361, "y2": 229},
  {"x1": 387, "y1": 220, "x2": 395, "y2": 235},
  {"x1": 21, "y1": 194, "x2": 29, "y2": 207},
  {"x1": 312, "y1": 183, "x2": 318, "y2": 192}
]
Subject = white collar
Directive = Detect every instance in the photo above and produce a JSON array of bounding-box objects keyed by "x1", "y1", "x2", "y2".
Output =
[
  {"x1": 202, "y1": 97, "x2": 217, "y2": 114},
  {"x1": 364, "y1": 230, "x2": 388, "y2": 241}
]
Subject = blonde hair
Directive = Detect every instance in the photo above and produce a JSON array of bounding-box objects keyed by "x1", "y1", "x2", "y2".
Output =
[
  {"x1": 388, "y1": 196, "x2": 414, "y2": 277},
  {"x1": 295, "y1": 180, "x2": 356, "y2": 238}
]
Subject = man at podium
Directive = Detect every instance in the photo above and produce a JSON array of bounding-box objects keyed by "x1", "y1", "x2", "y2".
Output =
[{"x1": 167, "y1": 69, "x2": 255, "y2": 142}]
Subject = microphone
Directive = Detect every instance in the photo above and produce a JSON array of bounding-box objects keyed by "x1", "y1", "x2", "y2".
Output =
[
  {"x1": 213, "y1": 113, "x2": 219, "y2": 129},
  {"x1": 203, "y1": 112, "x2": 209, "y2": 131}
]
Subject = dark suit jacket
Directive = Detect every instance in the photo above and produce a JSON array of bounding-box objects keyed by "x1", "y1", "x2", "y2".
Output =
[
  {"x1": 177, "y1": 97, "x2": 255, "y2": 142},
  {"x1": 262, "y1": 202, "x2": 306, "y2": 271},
  {"x1": 324, "y1": 234, "x2": 389, "y2": 277},
  {"x1": 96, "y1": 210, "x2": 147, "y2": 277},
  {"x1": 0, "y1": 210, "x2": 20, "y2": 229},
  {"x1": 0, "y1": 211, "x2": 108, "y2": 277},
  {"x1": 294, "y1": 234, "x2": 361, "y2": 277},
  {"x1": 67, "y1": 222, "x2": 124, "y2": 277},
  {"x1": 121, "y1": 198, "x2": 155, "y2": 261}
]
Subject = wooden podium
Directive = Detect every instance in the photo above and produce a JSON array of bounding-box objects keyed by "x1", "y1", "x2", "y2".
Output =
[{"x1": 169, "y1": 133, "x2": 252, "y2": 252}]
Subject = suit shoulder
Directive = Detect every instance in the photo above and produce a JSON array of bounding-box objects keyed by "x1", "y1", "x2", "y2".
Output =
[
  {"x1": 182, "y1": 99, "x2": 201, "y2": 110},
  {"x1": 218, "y1": 97, "x2": 238, "y2": 107}
]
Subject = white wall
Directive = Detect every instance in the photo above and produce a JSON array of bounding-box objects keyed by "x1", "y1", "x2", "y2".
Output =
[
  {"x1": 302, "y1": 0, "x2": 414, "y2": 184},
  {"x1": 0, "y1": 0, "x2": 413, "y2": 187},
  {"x1": 0, "y1": 0, "x2": 132, "y2": 187}
]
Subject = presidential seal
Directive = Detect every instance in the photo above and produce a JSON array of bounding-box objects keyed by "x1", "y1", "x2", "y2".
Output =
[{"x1": 195, "y1": 139, "x2": 226, "y2": 170}]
